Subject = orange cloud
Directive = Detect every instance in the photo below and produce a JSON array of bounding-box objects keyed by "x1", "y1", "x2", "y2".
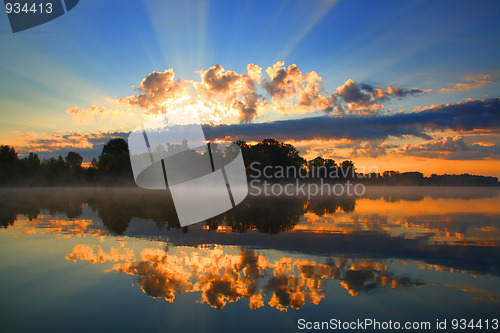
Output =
[
  {"x1": 439, "y1": 73, "x2": 497, "y2": 93},
  {"x1": 67, "y1": 245, "x2": 423, "y2": 310},
  {"x1": 69, "y1": 62, "x2": 426, "y2": 125},
  {"x1": 264, "y1": 61, "x2": 339, "y2": 114},
  {"x1": 25, "y1": 132, "x2": 94, "y2": 150},
  {"x1": 119, "y1": 69, "x2": 189, "y2": 114},
  {"x1": 198, "y1": 64, "x2": 266, "y2": 123},
  {"x1": 65, "y1": 244, "x2": 134, "y2": 263},
  {"x1": 402, "y1": 135, "x2": 499, "y2": 160},
  {"x1": 66, "y1": 105, "x2": 106, "y2": 123}
]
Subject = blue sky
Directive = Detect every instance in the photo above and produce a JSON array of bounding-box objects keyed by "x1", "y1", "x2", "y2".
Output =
[{"x1": 1, "y1": 0, "x2": 499, "y2": 175}]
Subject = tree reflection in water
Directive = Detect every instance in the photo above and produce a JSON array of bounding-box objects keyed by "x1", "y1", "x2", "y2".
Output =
[{"x1": 0, "y1": 188, "x2": 357, "y2": 234}]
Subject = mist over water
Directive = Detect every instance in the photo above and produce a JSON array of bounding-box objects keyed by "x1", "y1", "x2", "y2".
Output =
[{"x1": 0, "y1": 186, "x2": 499, "y2": 332}]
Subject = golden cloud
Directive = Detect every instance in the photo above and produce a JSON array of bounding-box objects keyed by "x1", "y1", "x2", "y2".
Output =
[
  {"x1": 439, "y1": 73, "x2": 497, "y2": 93},
  {"x1": 66, "y1": 245, "x2": 424, "y2": 310},
  {"x1": 66, "y1": 62, "x2": 427, "y2": 126}
]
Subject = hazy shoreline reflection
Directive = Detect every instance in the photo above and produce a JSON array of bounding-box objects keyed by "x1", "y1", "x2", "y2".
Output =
[{"x1": 1, "y1": 187, "x2": 499, "y2": 238}]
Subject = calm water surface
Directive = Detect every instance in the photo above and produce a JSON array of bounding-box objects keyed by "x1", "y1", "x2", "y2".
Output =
[{"x1": 0, "y1": 187, "x2": 499, "y2": 332}]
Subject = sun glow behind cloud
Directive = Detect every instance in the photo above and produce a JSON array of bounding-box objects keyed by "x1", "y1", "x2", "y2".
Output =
[
  {"x1": 68, "y1": 61, "x2": 432, "y2": 127},
  {"x1": 1, "y1": 0, "x2": 499, "y2": 177},
  {"x1": 5, "y1": 60, "x2": 499, "y2": 177}
]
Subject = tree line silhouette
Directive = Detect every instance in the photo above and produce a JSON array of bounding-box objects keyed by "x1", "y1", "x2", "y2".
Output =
[
  {"x1": 0, "y1": 138, "x2": 498, "y2": 186},
  {"x1": 0, "y1": 138, "x2": 133, "y2": 186}
]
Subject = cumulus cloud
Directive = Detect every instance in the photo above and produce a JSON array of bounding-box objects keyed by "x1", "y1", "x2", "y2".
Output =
[
  {"x1": 263, "y1": 61, "x2": 302, "y2": 99},
  {"x1": 334, "y1": 80, "x2": 424, "y2": 113},
  {"x1": 67, "y1": 65, "x2": 500, "y2": 128},
  {"x1": 298, "y1": 70, "x2": 339, "y2": 113},
  {"x1": 118, "y1": 69, "x2": 188, "y2": 115},
  {"x1": 246, "y1": 63, "x2": 262, "y2": 83},
  {"x1": 117, "y1": 64, "x2": 268, "y2": 124},
  {"x1": 260, "y1": 61, "x2": 343, "y2": 114},
  {"x1": 200, "y1": 64, "x2": 240, "y2": 92},
  {"x1": 198, "y1": 64, "x2": 266, "y2": 123},
  {"x1": 336, "y1": 79, "x2": 373, "y2": 105},
  {"x1": 106, "y1": 61, "x2": 427, "y2": 123}
]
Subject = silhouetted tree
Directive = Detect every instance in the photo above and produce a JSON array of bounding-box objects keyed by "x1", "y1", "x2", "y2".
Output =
[
  {"x1": 23, "y1": 152, "x2": 41, "y2": 168},
  {"x1": 0, "y1": 145, "x2": 18, "y2": 183},
  {"x1": 98, "y1": 138, "x2": 133, "y2": 179},
  {"x1": 90, "y1": 157, "x2": 98, "y2": 168},
  {"x1": 233, "y1": 140, "x2": 252, "y2": 166},
  {"x1": 339, "y1": 160, "x2": 355, "y2": 179},
  {"x1": 17, "y1": 153, "x2": 41, "y2": 185},
  {"x1": 41, "y1": 156, "x2": 70, "y2": 183},
  {"x1": 242, "y1": 138, "x2": 306, "y2": 178},
  {"x1": 66, "y1": 151, "x2": 83, "y2": 169},
  {"x1": 308, "y1": 156, "x2": 337, "y2": 179}
]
